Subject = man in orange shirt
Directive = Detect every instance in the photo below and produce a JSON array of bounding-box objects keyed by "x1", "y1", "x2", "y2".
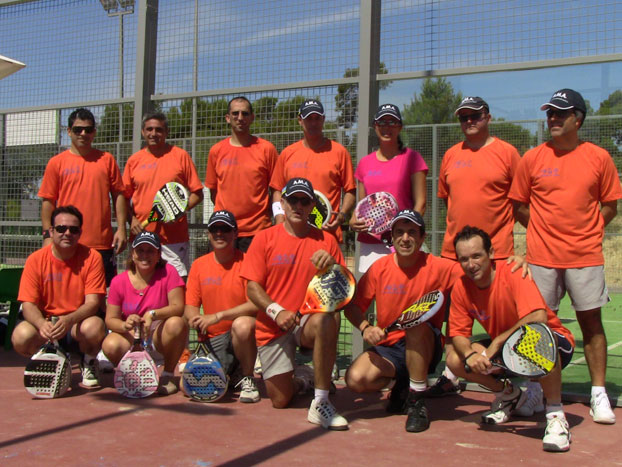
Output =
[
  {"x1": 205, "y1": 97, "x2": 278, "y2": 252},
  {"x1": 185, "y1": 210, "x2": 259, "y2": 403},
  {"x1": 241, "y1": 177, "x2": 348, "y2": 430},
  {"x1": 270, "y1": 99, "x2": 356, "y2": 243},
  {"x1": 344, "y1": 210, "x2": 462, "y2": 433},
  {"x1": 446, "y1": 226, "x2": 575, "y2": 452},
  {"x1": 123, "y1": 112, "x2": 204, "y2": 279},
  {"x1": 39, "y1": 108, "x2": 127, "y2": 286},
  {"x1": 510, "y1": 89, "x2": 622, "y2": 425},
  {"x1": 12, "y1": 205, "x2": 107, "y2": 388},
  {"x1": 433, "y1": 96, "x2": 521, "y2": 398}
]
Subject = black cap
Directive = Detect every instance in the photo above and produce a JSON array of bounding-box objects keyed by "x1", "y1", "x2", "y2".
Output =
[
  {"x1": 299, "y1": 99, "x2": 324, "y2": 119},
  {"x1": 540, "y1": 88, "x2": 586, "y2": 114},
  {"x1": 390, "y1": 209, "x2": 425, "y2": 231},
  {"x1": 374, "y1": 103, "x2": 402, "y2": 123},
  {"x1": 282, "y1": 177, "x2": 315, "y2": 199},
  {"x1": 132, "y1": 231, "x2": 161, "y2": 250},
  {"x1": 455, "y1": 96, "x2": 489, "y2": 115},
  {"x1": 208, "y1": 210, "x2": 237, "y2": 230}
]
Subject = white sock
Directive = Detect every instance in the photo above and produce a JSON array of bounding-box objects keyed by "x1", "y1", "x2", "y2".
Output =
[
  {"x1": 591, "y1": 386, "x2": 606, "y2": 397},
  {"x1": 83, "y1": 354, "x2": 96, "y2": 364},
  {"x1": 409, "y1": 379, "x2": 427, "y2": 392},
  {"x1": 545, "y1": 404, "x2": 564, "y2": 420},
  {"x1": 314, "y1": 388, "x2": 329, "y2": 403},
  {"x1": 443, "y1": 366, "x2": 458, "y2": 383}
]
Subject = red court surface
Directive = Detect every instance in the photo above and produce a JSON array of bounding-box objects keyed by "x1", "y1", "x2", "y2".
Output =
[{"x1": 1, "y1": 349, "x2": 620, "y2": 466}]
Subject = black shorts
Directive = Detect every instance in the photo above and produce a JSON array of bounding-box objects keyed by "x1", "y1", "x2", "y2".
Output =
[{"x1": 96, "y1": 248, "x2": 117, "y2": 287}]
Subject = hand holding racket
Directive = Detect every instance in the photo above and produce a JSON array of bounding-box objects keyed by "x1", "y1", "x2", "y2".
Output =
[
  {"x1": 114, "y1": 325, "x2": 159, "y2": 398},
  {"x1": 384, "y1": 290, "x2": 444, "y2": 333},
  {"x1": 465, "y1": 322, "x2": 558, "y2": 378},
  {"x1": 354, "y1": 192, "x2": 399, "y2": 239},
  {"x1": 308, "y1": 190, "x2": 332, "y2": 229},
  {"x1": 182, "y1": 341, "x2": 228, "y2": 402},
  {"x1": 141, "y1": 182, "x2": 190, "y2": 228},
  {"x1": 296, "y1": 264, "x2": 356, "y2": 318}
]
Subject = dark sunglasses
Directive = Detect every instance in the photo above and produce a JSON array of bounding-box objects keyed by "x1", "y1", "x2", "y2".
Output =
[
  {"x1": 53, "y1": 225, "x2": 81, "y2": 234},
  {"x1": 457, "y1": 112, "x2": 485, "y2": 123},
  {"x1": 375, "y1": 119, "x2": 401, "y2": 127},
  {"x1": 208, "y1": 225, "x2": 234, "y2": 234},
  {"x1": 230, "y1": 110, "x2": 251, "y2": 117},
  {"x1": 286, "y1": 196, "x2": 312, "y2": 206},
  {"x1": 70, "y1": 126, "x2": 95, "y2": 135},
  {"x1": 546, "y1": 108, "x2": 574, "y2": 119}
]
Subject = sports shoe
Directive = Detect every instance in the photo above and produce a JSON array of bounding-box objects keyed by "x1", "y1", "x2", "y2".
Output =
[
  {"x1": 542, "y1": 414, "x2": 571, "y2": 452},
  {"x1": 80, "y1": 358, "x2": 100, "y2": 388},
  {"x1": 254, "y1": 356, "x2": 263, "y2": 375},
  {"x1": 158, "y1": 374, "x2": 179, "y2": 396},
  {"x1": 405, "y1": 395, "x2": 430, "y2": 432},
  {"x1": 590, "y1": 392, "x2": 616, "y2": 424},
  {"x1": 481, "y1": 384, "x2": 527, "y2": 424},
  {"x1": 294, "y1": 364, "x2": 315, "y2": 394},
  {"x1": 426, "y1": 375, "x2": 463, "y2": 398},
  {"x1": 237, "y1": 376, "x2": 260, "y2": 403},
  {"x1": 96, "y1": 349, "x2": 114, "y2": 373},
  {"x1": 386, "y1": 377, "x2": 409, "y2": 414},
  {"x1": 514, "y1": 382, "x2": 544, "y2": 417},
  {"x1": 307, "y1": 399, "x2": 349, "y2": 430},
  {"x1": 177, "y1": 348, "x2": 191, "y2": 373}
]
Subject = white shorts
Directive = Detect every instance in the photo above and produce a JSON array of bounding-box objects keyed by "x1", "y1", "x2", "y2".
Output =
[
  {"x1": 256, "y1": 315, "x2": 310, "y2": 380},
  {"x1": 161, "y1": 241, "x2": 190, "y2": 277},
  {"x1": 529, "y1": 264, "x2": 610, "y2": 312}
]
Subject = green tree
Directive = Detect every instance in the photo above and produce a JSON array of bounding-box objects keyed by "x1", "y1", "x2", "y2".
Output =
[
  {"x1": 97, "y1": 102, "x2": 135, "y2": 144},
  {"x1": 402, "y1": 77, "x2": 463, "y2": 125}
]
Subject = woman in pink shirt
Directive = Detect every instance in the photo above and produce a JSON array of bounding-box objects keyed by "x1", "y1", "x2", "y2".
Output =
[{"x1": 102, "y1": 231, "x2": 187, "y2": 395}]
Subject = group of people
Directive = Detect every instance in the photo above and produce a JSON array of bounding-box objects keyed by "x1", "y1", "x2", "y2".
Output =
[{"x1": 10, "y1": 88, "x2": 620, "y2": 453}]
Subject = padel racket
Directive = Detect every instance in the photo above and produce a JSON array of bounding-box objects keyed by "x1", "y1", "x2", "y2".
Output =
[
  {"x1": 466, "y1": 322, "x2": 558, "y2": 378},
  {"x1": 384, "y1": 290, "x2": 444, "y2": 333},
  {"x1": 114, "y1": 325, "x2": 159, "y2": 398},
  {"x1": 297, "y1": 264, "x2": 356, "y2": 317},
  {"x1": 308, "y1": 190, "x2": 332, "y2": 229},
  {"x1": 182, "y1": 341, "x2": 228, "y2": 402},
  {"x1": 141, "y1": 182, "x2": 190, "y2": 227},
  {"x1": 24, "y1": 316, "x2": 72, "y2": 399},
  {"x1": 354, "y1": 191, "x2": 399, "y2": 239}
]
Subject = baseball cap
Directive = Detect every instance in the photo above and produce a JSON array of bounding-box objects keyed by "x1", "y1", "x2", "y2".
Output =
[
  {"x1": 454, "y1": 96, "x2": 489, "y2": 115},
  {"x1": 282, "y1": 177, "x2": 315, "y2": 199},
  {"x1": 540, "y1": 88, "x2": 586, "y2": 114},
  {"x1": 390, "y1": 209, "x2": 425, "y2": 231},
  {"x1": 208, "y1": 210, "x2": 237, "y2": 230},
  {"x1": 374, "y1": 103, "x2": 402, "y2": 123},
  {"x1": 132, "y1": 231, "x2": 161, "y2": 250},
  {"x1": 299, "y1": 99, "x2": 325, "y2": 119}
]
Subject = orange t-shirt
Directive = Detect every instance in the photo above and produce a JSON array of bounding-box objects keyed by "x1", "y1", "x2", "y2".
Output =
[
  {"x1": 205, "y1": 137, "x2": 277, "y2": 237},
  {"x1": 38, "y1": 149, "x2": 125, "y2": 250},
  {"x1": 509, "y1": 141, "x2": 622, "y2": 267},
  {"x1": 185, "y1": 250, "x2": 247, "y2": 338},
  {"x1": 18, "y1": 244, "x2": 106, "y2": 316},
  {"x1": 438, "y1": 138, "x2": 520, "y2": 259},
  {"x1": 123, "y1": 146, "x2": 204, "y2": 244},
  {"x1": 240, "y1": 223, "x2": 344, "y2": 346},
  {"x1": 449, "y1": 261, "x2": 574, "y2": 346},
  {"x1": 353, "y1": 252, "x2": 463, "y2": 347},
  {"x1": 270, "y1": 139, "x2": 356, "y2": 243}
]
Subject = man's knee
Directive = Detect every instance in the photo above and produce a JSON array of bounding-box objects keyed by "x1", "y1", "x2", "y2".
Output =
[
  {"x1": 232, "y1": 316, "x2": 255, "y2": 340},
  {"x1": 11, "y1": 322, "x2": 40, "y2": 356}
]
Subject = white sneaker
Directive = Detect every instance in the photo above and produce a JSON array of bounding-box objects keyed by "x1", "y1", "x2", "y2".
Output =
[
  {"x1": 307, "y1": 399, "x2": 348, "y2": 430},
  {"x1": 590, "y1": 392, "x2": 616, "y2": 424},
  {"x1": 481, "y1": 385, "x2": 527, "y2": 424},
  {"x1": 254, "y1": 356, "x2": 263, "y2": 375},
  {"x1": 237, "y1": 376, "x2": 260, "y2": 403},
  {"x1": 80, "y1": 359, "x2": 100, "y2": 388},
  {"x1": 96, "y1": 350, "x2": 114, "y2": 373},
  {"x1": 542, "y1": 414, "x2": 571, "y2": 452},
  {"x1": 514, "y1": 382, "x2": 544, "y2": 417}
]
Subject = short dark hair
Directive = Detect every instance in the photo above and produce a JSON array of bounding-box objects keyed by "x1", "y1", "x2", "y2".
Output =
[
  {"x1": 142, "y1": 112, "x2": 168, "y2": 129},
  {"x1": 453, "y1": 225, "x2": 492, "y2": 253},
  {"x1": 68, "y1": 108, "x2": 95, "y2": 128},
  {"x1": 228, "y1": 96, "x2": 253, "y2": 114},
  {"x1": 52, "y1": 205, "x2": 83, "y2": 227}
]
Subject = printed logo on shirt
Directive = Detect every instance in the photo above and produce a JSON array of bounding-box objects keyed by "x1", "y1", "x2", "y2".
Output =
[
  {"x1": 366, "y1": 169, "x2": 383, "y2": 177},
  {"x1": 467, "y1": 308, "x2": 490, "y2": 322},
  {"x1": 220, "y1": 157, "x2": 238, "y2": 167},
  {"x1": 270, "y1": 254, "x2": 296, "y2": 266},
  {"x1": 137, "y1": 162, "x2": 157, "y2": 171},
  {"x1": 61, "y1": 166, "x2": 81, "y2": 177},
  {"x1": 44, "y1": 272, "x2": 63, "y2": 283},
  {"x1": 123, "y1": 302, "x2": 140, "y2": 313},
  {"x1": 538, "y1": 168, "x2": 560, "y2": 178},
  {"x1": 291, "y1": 161, "x2": 308, "y2": 169},
  {"x1": 453, "y1": 160, "x2": 472, "y2": 169},
  {"x1": 201, "y1": 276, "x2": 223, "y2": 286},
  {"x1": 382, "y1": 284, "x2": 406, "y2": 295}
]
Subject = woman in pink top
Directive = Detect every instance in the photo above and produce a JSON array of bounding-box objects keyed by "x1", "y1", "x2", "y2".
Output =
[
  {"x1": 102, "y1": 231, "x2": 187, "y2": 395},
  {"x1": 351, "y1": 104, "x2": 428, "y2": 272}
]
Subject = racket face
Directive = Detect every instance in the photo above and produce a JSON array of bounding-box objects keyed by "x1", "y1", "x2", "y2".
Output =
[
  {"x1": 386, "y1": 290, "x2": 444, "y2": 332},
  {"x1": 501, "y1": 322, "x2": 558, "y2": 377},
  {"x1": 308, "y1": 190, "x2": 332, "y2": 228},
  {"x1": 147, "y1": 182, "x2": 190, "y2": 224},
  {"x1": 24, "y1": 344, "x2": 71, "y2": 399},
  {"x1": 300, "y1": 264, "x2": 356, "y2": 314},
  {"x1": 182, "y1": 345, "x2": 228, "y2": 402},
  {"x1": 354, "y1": 192, "x2": 399, "y2": 235},
  {"x1": 114, "y1": 350, "x2": 159, "y2": 398}
]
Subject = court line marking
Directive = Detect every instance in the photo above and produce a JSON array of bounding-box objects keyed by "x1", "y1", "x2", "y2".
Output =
[{"x1": 568, "y1": 340, "x2": 622, "y2": 366}]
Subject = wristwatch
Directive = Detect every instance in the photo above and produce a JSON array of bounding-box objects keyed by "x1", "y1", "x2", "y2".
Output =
[
  {"x1": 42, "y1": 229, "x2": 51, "y2": 239},
  {"x1": 149, "y1": 310, "x2": 156, "y2": 320}
]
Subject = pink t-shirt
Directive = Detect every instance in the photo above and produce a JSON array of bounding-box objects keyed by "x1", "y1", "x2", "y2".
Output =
[{"x1": 108, "y1": 263, "x2": 185, "y2": 319}]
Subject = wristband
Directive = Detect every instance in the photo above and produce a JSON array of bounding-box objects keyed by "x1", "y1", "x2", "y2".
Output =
[
  {"x1": 463, "y1": 351, "x2": 478, "y2": 373},
  {"x1": 463, "y1": 351, "x2": 478, "y2": 363},
  {"x1": 42, "y1": 229, "x2": 51, "y2": 239},
  {"x1": 360, "y1": 323, "x2": 372, "y2": 335},
  {"x1": 266, "y1": 302, "x2": 285, "y2": 321},
  {"x1": 272, "y1": 201, "x2": 285, "y2": 217}
]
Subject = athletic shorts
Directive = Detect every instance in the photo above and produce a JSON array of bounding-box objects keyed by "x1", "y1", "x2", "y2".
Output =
[
  {"x1": 529, "y1": 264, "x2": 610, "y2": 312},
  {"x1": 256, "y1": 315, "x2": 310, "y2": 380},
  {"x1": 96, "y1": 248, "x2": 117, "y2": 287},
  {"x1": 161, "y1": 241, "x2": 190, "y2": 277},
  {"x1": 370, "y1": 322, "x2": 443, "y2": 382},
  {"x1": 358, "y1": 242, "x2": 390, "y2": 274},
  {"x1": 202, "y1": 331, "x2": 238, "y2": 376}
]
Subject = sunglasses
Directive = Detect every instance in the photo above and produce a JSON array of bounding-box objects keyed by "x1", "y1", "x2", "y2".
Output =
[
  {"x1": 375, "y1": 119, "x2": 401, "y2": 127},
  {"x1": 286, "y1": 196, "x2": 312, "y2": 206},
  {"x1": 458, "y1": 112, "x2": 486, "y2": 123},
  {"x1": 53, "y1": 225, "x2": 81, "y2": 234},
  {"x1": 546, "y1": 108, "x2": 574, "y2": 119},
  {"x1": 70, "y1": 126, "x2": 95, "y2": 135},
  {"x1": 208, "y1": 225, "x2": 234, "y2": 234}
]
